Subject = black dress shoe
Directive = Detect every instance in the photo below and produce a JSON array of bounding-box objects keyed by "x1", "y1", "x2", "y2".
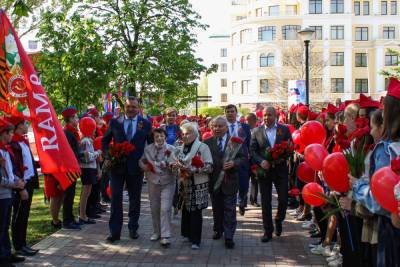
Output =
[
  {"x1": 22, "y1": 246, "x2": 39, "y2": 254},
  {"x1": 106, "y1": 235, "x2": 120, "y2": 243},
  {"x1": 239, "y1": 206, "x2": 245, "y2": 216},
  {"x1": 79, "y1": 217, "x2": 96, "y2": 225},
  {"x1": 62, "y1": 222, "x2": 81, "y2": 230},
  {"x1": 261, "y1": 234, "x2": 272, "y2": 243},
  {"x1": 225, "y1": 239, "x2": 235, "y2": 249},
  {"x1": 275, "y1": 220, "x2": 282, "y2": 237},
  {"x1": 212, "y1": 231, "x2": 222, "y2": 240},
  {"x1": 10, "y1": 254, "x2": 25, "y2": 263},
  {"x1": 16, "y1": 247, "x2": 37, "y2": 257},
  {"x1": 129, "y1": 231, "x2": 139, "y2": 239},
  {"x1": 88, "y1": 214, "x2": 101, "y2": 219},
  {"x1": 51, "y1": 220, "x2": 62, "y2": 229}
]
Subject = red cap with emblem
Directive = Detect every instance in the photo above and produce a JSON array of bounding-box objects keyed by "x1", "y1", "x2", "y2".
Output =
[
  {"x1": 61, "y1": 106, "x2": 78, "y2": 118},
  {"x1": 387, "y1": 77, "x2": 400, "y2": 100},
  {"x1": 296, "y1": 105, "x2": 309, "y2": 117}
]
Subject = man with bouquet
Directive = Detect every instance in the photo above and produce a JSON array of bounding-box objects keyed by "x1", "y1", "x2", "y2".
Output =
[
  {"x1": 204, "y1": 116, "x2": 246, "y2": 249},
  {"x1": 102, "y1": 97, "x2": 152, "y2": 243},
  {"x1": 250, "y1": 106, "x2": 292, "y2": 242}
]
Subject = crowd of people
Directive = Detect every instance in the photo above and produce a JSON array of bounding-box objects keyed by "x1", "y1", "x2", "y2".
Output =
[{"x1": 1, "y1": 79, "x2": 400, "y2": 266}]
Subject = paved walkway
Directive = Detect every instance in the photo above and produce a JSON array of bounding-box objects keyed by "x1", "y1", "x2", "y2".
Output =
[{"x1": 20, "y1": 185, "x2": 327, "y2": 267}]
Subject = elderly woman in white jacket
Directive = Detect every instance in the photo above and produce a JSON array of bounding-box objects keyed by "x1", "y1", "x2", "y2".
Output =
[{"x1": 139, "y1": 128, "x2": 176, "y2": 247}]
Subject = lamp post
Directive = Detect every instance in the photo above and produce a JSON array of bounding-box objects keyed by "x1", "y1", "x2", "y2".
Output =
[{"x1": 298, "y1": 27, "x2": 315, "y2": 106}]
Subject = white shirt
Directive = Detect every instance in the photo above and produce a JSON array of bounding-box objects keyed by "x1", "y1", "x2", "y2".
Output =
[
  {"x1": 265, "y1": 123, "x2": 278, "y2": 147},
  {"x1": 19, "y1": 142, "x2": 34, "y2": 180},
  {"x1": 228, "y1": 121, "x2": 239, "y2": 137},
  {"x1": 124, "y1": 115, "x2": 138, "y2": 140},
  {"x1": 0, "y1": 149, "x2": 17, "y2": 182},
  {"x1": 217, "y1": 133, "x2": 228, "y2": 150}
]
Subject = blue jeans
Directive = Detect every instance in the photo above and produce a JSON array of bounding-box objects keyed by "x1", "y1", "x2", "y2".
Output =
[
  {"x1": 0, "y1": 198, "x2": 12, "y2": 263},
  {"x1": 109, "y1": 172, "x2": 143, "y2": 237}
]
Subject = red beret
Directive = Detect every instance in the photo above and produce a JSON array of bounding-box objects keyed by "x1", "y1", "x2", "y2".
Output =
[
  {"x1": 326, "y1": 103, "x2": 339, "y2": 115},
  {"x1": 61, "y1": 106, "x2": 78, "y2": 118},
  {"x1": 7, "y1": 115, "x2": 24, "y2": 127},
  {"x1": 359, "y1": 94, "x2": 380, "y2": 109},
  {"x1": 307, "y1": 111, "x2": 319, "y2": 120},
  {"x1": 102, "y1": 112, "x2": 113, "y2": 122},
  {"x1": 297, "y1": 105, "x2": 309, "y2": 117},
  {"x1": 387, "y1": 78, "x2": 400, "y2": 100},
  {"x1": 87, "y1": 108, "x2": 99, "y2": 118}
]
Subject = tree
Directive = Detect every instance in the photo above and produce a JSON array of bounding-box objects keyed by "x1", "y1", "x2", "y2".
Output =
[
  {"x1": 84, "y1": 0, "x2": 208, "y2": 109},
  {"x1": 36, "y1": 10, "x2": 116, "y2": 112},
  {"x1": 381, "y1": 48, "x2": 400, "y2": 79}
]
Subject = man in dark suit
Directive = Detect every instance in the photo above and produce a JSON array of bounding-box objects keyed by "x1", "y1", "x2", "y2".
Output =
[
  {"x1": 204, "y1": 116, "x2": 245, "y2": 249},
  {"x1": 224, "y1": 104, "x2": 251, "y2": 216},
  {"x1": 102, "y1": 97, "x2": 152, "y2": 243},
  {"x1": 250, "y1": 106, "x2": 292, "y2": 242}
]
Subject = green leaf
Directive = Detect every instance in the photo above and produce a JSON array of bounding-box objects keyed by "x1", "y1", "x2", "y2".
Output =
[{"x1": 13, "y1": 0, "x2": 32, "y2": 17}]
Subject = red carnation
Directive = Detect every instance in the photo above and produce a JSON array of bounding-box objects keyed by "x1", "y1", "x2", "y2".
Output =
[
  {"x1": 143, "y1": 159, "x2": 156, "y2": 174},
  {"x1": 391, "y1": 157, "x2": 400, "y2": 173},
  {"x1": 230, "y1": 137, "x2": 244, "y2": 144},
  {"x1": 191, "y1": 155, "x2": 204, "y2": 168},
  {"x1": 165, "y1": 150, "x2": 171, "y2": 157},
  {"x1": 355, "y1": 118, "x2": 369, "y2": 129},
  {"x1": 251, "y1": 164, "x2": 258, "y2": 174}
]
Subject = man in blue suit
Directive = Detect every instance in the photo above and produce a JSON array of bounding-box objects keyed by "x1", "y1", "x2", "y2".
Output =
[
  {"x1": 224, "y1": 104, "x2": 251, "y2": 216},
  {"x1": 102, "y1": 97, "x2": 152, "y2": 243}
]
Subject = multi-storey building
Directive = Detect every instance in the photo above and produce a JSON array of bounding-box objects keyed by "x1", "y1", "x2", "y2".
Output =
[{"x1": 208, "y1": 0, "x2": 400, "y2": 108}]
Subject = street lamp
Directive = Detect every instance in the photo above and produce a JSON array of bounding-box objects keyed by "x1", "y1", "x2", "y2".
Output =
[{"x1": 298, "y1": 27, "x2": 315, "y2": 106}]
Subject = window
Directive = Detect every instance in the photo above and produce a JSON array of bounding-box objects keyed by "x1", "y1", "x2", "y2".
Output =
[
  {"x1": 355, "y1": 79, "x2": 368, "y2": 93},
  {"x1": 220, "y1": 48, "x2": 227, "y2": 57},
  {"x1": 258, "y1": 26, "x2": 276, "y2": 41},
  {"x1": 331, "y1": 0, "x2": 344, "y2": 13},
  {"x1": 310, "y1": 78, "x2": 323, "y2": 93},
  {"x1": 221, "y1": 79, "x2": 227, "y2": 87},
  {"x1": 383, "y1": 26, "x2": 396, "y2": 39},
  {"x1": 331, "y1": 78, "x2": 344, "y2": 93},
  {"x1": 354, "y1": 1, "x2": 361, "y2": 15},
  {"x1": 236, "y1": 16, "x2": 247, "y2": 21},
  {"x1": 241, "y1": 80, "x2": 250, "y2": 94},
  {"x1": 355, "y1": 53, "x2": 367, "y2": 67},
  {"x1": 232, "y1": 81, "x2": 237, "y2": 94},
  {"x1": 260, "y1": 79, "x2": 270, "y2": 93},
  {"x1": 240, "y1": 29, "x2": 252, "y2": 44},
  {"x1": 286, "y1": 5, "x2": 297, "y2": 15},
  {"x1": 269, "y1": 5, "x2": 280, "y2": 16},
  {"x1": 309, "y1": 0, "x2": 323, "y2": 14},
  {"x1": 385, "y1": 52, "x2": 398, "y2": 66},
  {"x1": 28, "y1": 40, "x2": 38, "y2": 50},
  {"x1": 260, "y1": 53, "x2": 274, "y2": 67},
  {"x1": 310, "y1": 26, "x2": 323, "y2": 40},
  {"x1": 241, "y1": 55, "x2": 251, "y2": 69},
  {"x1": 282, "y1": 25, "x2": 301, "y2": 40},
  {"x1": 256, "y1": 8, "x2": 263, "y2": 17},
  {"x1": 331, "y1": 25, "x2": 344, "y2": 39},
  {"x1": 220, "y1": 63, "x2": 227, "y2": 72},
  {"x1": 331, "y1": 52, "x2": 344, "y2": 66},
  {"x1": 382, "y1": 1, "x2": 388, "y2": 14},
  {"x1": 221, "y1": 93, "x2": 227, "y2": 102},
  {"x1": 391, "y1": 1, "x2": 397, "y2": 14},
  {"x1": 355, "y1": 27, "x2": 368, "y2": 41},
  {"x1": 363, "y1": 1, "x2": 370, "y2": 14}
]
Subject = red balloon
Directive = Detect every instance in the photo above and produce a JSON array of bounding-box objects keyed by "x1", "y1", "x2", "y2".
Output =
[
  {"x1": 202, "y1": 131, "x2": 213, "y2": 140},
  {"x1": 300, "y1": 121, "x2": 326, "y2": 146},
  {"x1": 304, "y1": 144, "x2": 329, "y2": 171},
  {"x1": 322, "y1": 153, "x2": 350, "y2": 192},
  {"x1": 93, "y1": 136, "x2": 103, "y2": 151},
  {"x1": 371, "y1": 167, "x2": 400, "y2": 213},
  {"x1": 106, "y1": 186, "x2": 112, "y2": 199},
  {"x1": 79, "y1": 117, "x2": 96, "y2": 137},
  {"x1": 302, "y1": 182, "x2": 326, "y2": 207},
  {"x1": 292, "y1": 130, "x2": 305, "y2": 153},
  {"x1": 286, "y1": 124, "x2": 295, "y2": 134},
  {"x1": 297, "y1": 162, "x2": 316, "y2": 183}
]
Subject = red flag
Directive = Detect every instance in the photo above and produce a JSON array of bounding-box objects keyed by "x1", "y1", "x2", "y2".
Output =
[{"x1": 0, "y1": 11, "x2": 80, "y2": 190}]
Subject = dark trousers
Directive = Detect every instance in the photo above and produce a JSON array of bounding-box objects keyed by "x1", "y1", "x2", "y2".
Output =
[
  {"x1": 101, "y1": 171, "x2": 111, "y2": 202},
  {"x1": 313, "y1": 207, "x2": 328, "y2": 243},
  {"x1": 258, "y1": 174, "x2": 288, "y2": 235},
  {"x1": 63, "y1": 181, "x2": 76, "y2": 225},
  {"x1": 0, "y1": 198, "x2": 12, "y2": 263},
  {"x1": 362, "y1": 243, "x2": 377, "y2": 267},
  {"x1": 377, "y1": 216, "x2": 400, "y2": 267},
  {"x1": 181, "y1": 207, "x2": 202, "y2": 245},
  {"x1": 109, "y1": 172, "x2": 143, "y2": 237},
  {"x1": 86, "y1": 181, "x2": 100, "y2": 217},
  {"x1": 210, "y1": 191, "x2": 237, "y2": 240},
  {"x1": 337, "y1": 214, "x2": 363, "y2": 267},
  {"x1": 249, "y1": 174, "x2": 258, "y2": 204},
  {"x1": 238, "y1": 165, "x2": 249, "y2": 208},
  {"x1": 12, "y1": 179, "x2": 34, "y2": 250}
]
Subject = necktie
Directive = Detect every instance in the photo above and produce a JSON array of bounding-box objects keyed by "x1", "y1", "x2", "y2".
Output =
[
  {"x1": 218, "y1": 137, "x2": 223, "y2": 152},
  {"x1": 230, "y1": 124, "x2": 235, "y2": 136},
  {"x1": 127, "y1": 119, "x2": 133, "y2": 141}
]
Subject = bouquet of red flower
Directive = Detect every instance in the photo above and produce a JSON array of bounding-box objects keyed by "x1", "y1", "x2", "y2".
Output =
[
  {"x1": 391, "y1": 156, "x2": 400, "y2": 174},
  {"x1": 264, "y1": 141, "x2": 294, "y2": 165},
  {"x1": 142, "y1": 158, "x2": 156, "y2": 174},
  {"x1": 106, "y1": 141, "x2": 136, "y2": 169},
  {"x1": 191, "y1": 155, "x2": 204, "y2": 168}
]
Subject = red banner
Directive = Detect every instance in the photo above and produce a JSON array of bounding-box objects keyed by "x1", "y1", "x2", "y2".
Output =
[{"x1": 0, "y1": 11, "x2": 80, "y2": 190}]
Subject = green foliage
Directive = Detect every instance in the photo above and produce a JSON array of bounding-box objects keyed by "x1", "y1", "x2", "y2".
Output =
[
  {"x1": 192, "y1": 106, "x2": 224, "y2": 117},
  {"x1": 36, "y1": 10, "x2": 116, "y2": 112},
  {"x1": 381, "y1": 49, "x2": 400, "y2": 79},
  {"x1": 83, "y1": 0, "x2": 208, "y2": 109},
  {"x1": 239, "y1": 108, "x2": 250, "y2": 116}
]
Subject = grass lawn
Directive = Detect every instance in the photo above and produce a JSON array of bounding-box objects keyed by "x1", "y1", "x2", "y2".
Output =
[{"x1": 26, "y1": 176, "x2": 82, "y2": 246}]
